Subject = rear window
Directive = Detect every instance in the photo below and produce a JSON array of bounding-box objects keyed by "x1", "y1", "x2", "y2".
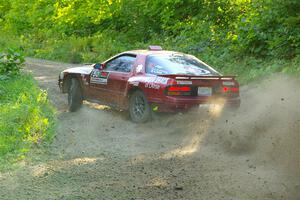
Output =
[{"x1": 146, "y1": 54, "x2": 220, "y2": 76}]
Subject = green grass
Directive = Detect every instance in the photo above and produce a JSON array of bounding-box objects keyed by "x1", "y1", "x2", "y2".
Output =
[{"x1": 0, "y1": 74, "x2": 55, "y2": 169}]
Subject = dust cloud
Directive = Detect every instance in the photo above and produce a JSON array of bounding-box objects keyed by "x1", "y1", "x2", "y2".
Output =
[
  {"x1": 143, "y1": 74, "x2": 300, "y2": 199},
  {"x1": 59, "y1": 74, "x2": 300, "y2": 199},
  {"x1": 207, "y1": 75, "x2": 300, "y2": 175},
  {"x1": 158, "y1": 74, "x2": 300, "y2": 199},
  {"x1": 77, "y1": 74, "x2": 300, "y2": 180}
]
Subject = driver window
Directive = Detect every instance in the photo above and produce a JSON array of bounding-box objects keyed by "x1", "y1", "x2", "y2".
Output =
[{"x1": 105, "y1": 55, "x2": 136, "y2": 73}]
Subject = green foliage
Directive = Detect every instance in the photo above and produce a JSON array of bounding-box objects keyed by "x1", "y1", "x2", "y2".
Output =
[
  {"x1": 0, "y1": 0, "x2": 299, "y2": 79},
  {"x1": 234, "y1": 0, "x2": 300, "y2": 58},
  {"x1": 1, "y1": 0, "x2": 299, "y2": 59},
  {"x1": 0, "y1": 49, "x2": 25, "y2": 77},
  {"x1": 213, "y1": 55, "x2": 300, "y2": 84},
  {"x1": 0, "y1": 0, "x2": 11, "y2": 20},
  {"x1": 0, "y1": 74, "x2": 55, "y2": 167}
]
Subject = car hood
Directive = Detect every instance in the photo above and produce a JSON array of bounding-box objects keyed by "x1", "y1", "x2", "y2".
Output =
[{"x1": 62, "y1": 65, "x2": 94, "y2": 75}]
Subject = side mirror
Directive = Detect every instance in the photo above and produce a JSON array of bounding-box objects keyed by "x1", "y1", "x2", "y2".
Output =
[
  {"x1": 93, "y1": 63, "x2": 105, "y2": 70},
  {"x1": 93, "y1": 63, "x2": 101, "y2": 69}
]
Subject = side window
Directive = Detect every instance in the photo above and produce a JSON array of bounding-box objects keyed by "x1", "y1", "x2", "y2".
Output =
[{"x1": 105, "y1": 55, "x2": 136, "y2": 73}]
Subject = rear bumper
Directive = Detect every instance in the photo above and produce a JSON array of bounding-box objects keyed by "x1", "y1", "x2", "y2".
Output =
[{"x1": 149, "y1": 96, "x2": 241, "y2": 112}]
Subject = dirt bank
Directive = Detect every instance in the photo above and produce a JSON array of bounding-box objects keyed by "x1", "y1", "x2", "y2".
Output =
[{"x1": 0, "y1": 59, "x2": 298, "y2": 200}]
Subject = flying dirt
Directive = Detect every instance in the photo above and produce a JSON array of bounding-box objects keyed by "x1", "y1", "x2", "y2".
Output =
[{"x1": 0, "y1": 58, "x2": 299, "y2": 200}]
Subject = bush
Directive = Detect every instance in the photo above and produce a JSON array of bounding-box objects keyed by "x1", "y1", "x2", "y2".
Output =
[
  {"x1": 0, "y1": 48, "x2": 25, "y2": 77},
  {"x1": 0, "y1": 51, "x2": 55, "y2": 168}
]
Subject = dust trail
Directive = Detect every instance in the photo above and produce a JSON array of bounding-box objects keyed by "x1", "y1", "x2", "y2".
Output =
[
  {"x1": 162, "y1": 74, "x2": 300, "y2": 199},
  {"x1": 206, "y1": 74, "x2": 300, "y2": 176}
]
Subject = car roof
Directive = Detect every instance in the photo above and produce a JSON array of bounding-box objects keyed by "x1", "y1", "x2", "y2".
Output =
[{"x1": 123, "y1": 50, "x2": 184, "y2": 56}]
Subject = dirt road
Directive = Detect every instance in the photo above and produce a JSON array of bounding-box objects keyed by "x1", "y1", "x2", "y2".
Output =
[{"x1": 0, "y1": 58, "x2": 299, "y2": 200}]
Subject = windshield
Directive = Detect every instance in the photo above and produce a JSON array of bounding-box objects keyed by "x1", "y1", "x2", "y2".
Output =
[{"x1": 146, "y1": 54, "x2": 220, "y2": 76}]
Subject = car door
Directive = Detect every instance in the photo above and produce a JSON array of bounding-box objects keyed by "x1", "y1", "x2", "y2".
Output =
[
  {"x1": 89, "y1": 66, "x2": 111, "y2": 103},
  {"x1": 89, "y1": 54, "x2": 136, "y2": 106},
  {"x1": 105, "y1": 54, "x2": 136, "y2": 106}
]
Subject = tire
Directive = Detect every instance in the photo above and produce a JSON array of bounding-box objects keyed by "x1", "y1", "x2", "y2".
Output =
[
  {"x1": 68, "y1": 78, "x2": 83, "y2": 112},
  {"x1": 129, "y1": 90, "x2": 151, "y2": 123}
]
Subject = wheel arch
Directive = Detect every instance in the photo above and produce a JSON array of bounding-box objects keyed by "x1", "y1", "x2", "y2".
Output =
[
  {"x1": 125, "y1": 86, "x2": 145, "y2": 110},
  {"x1": 63, "y1": 73, "x2": 84, "y2": 94},
  {"x1": 127, "y1": 86, "x2": 142, "y2": 98}
]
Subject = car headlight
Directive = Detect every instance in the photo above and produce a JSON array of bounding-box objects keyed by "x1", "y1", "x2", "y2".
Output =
[{"x1": 59, "y1": 72, "x2": 64, "y2": 80}]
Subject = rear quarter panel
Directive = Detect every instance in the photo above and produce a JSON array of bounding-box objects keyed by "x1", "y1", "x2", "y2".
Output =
[{"x1": 127, "y1": 75, "x2": 170, "y2": 103}]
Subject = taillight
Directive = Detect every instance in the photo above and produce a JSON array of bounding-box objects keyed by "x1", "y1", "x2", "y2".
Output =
[
  {"x1": 222, "y1": 86, "x2": 239, "y2": 93},
  {"x1": 168, "y1": 86, "x2": 191, "y2": 91},
  {"x1": 166, "y1": 86, "x2": 191, "y2": 96},
  {"x1": 231, "y1": 87, "x2": 239, "y2": 92},
  {"x1": 223, "y1": 87, "x2": 229, "y2": 92}
]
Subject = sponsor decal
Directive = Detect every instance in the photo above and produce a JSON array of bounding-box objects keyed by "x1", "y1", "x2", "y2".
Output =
[
  {"x1": 90, "y1": 69, "x2": 109, "y2": 84},
  {"x1": 154, "y1": 77, "x2": 169, "y2": 84},
  {"x1": 144, "y1": 77, "x2": 169, "y2": 84},
  {"x1": 145, "y1": 82, "x2": 160, "y2": 90},
  {"x1": 136, "y1": 64, "x2": 143, "y2": 73},
  {"x1": 143, "y1": 76, "x2": 169, "y2": 90}
]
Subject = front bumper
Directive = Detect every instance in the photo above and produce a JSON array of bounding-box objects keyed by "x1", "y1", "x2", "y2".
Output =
[{"x1": 58, "y1": 78, "x2": 63, "y2": 92}]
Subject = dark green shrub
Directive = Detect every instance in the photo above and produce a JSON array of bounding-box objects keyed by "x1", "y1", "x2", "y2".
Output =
[{"x1": 0, "y1": 48, "x2": 25, "y2": 76}]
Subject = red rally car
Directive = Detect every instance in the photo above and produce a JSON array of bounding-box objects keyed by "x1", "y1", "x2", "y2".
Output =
[{"x1": 58, "y1": 46, "x2": 240, "y2": 123}]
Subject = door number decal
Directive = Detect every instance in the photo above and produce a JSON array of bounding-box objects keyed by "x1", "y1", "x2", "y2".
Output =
[{"x1": 90, "y1": 70, "x2": 109, "y2": 85}]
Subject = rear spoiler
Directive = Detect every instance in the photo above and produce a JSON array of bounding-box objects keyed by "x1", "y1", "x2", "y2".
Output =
[{"x1": 158, "y1": 74, "x2": 236, "y2": 80}]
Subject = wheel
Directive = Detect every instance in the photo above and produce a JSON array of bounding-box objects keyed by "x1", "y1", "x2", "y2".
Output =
[
  {"x1": 129, "y1": 90, "x2": 151, "y2": 123},
  {"x1": 68, "y1": 78, "x2": 83, "y2": 112}
]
